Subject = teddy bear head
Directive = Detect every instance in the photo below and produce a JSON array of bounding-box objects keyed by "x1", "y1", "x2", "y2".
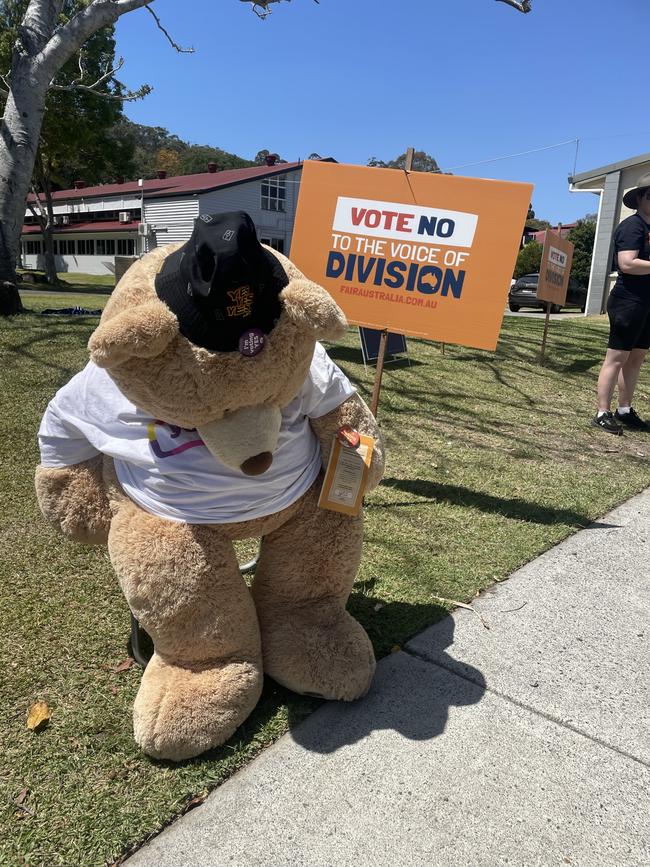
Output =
[{"x1": 87, "y1": 211, "x2": 346, "y2": 475}]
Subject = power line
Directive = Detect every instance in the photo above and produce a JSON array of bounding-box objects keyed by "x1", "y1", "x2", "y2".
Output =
[{"x1": 441, "y1": 138, "x2": 578, "y2": 172}]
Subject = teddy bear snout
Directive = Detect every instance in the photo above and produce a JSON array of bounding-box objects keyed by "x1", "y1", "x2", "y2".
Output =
[
  {"x1": 197, "y1": 405, "x2": 282, "y2": 474},
  {"x1": 240, "y1": 452, "x2": 273, "y2": 476}
]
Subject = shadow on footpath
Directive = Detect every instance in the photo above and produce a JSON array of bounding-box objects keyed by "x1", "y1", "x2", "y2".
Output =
[{"x1": 289, "y1": 615, "x2": 486, "y2": 754}]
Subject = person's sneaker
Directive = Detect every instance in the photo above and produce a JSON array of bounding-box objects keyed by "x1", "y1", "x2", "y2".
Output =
[
  {"x1": 614, "y1": 407, "x2": 650, "y2": 431},
  {"x1": 592, "y1": 411, "x2": 623, "y2": 435}
]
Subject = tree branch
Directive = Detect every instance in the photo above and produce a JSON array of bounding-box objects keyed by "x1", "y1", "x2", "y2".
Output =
[
  {"x1": 494, "y1": 0, "x2": 532, "y2": 12},
  {"x1": 144, "y1": 4, "x2": 194, "y2": 53},
  {"x1": 239, "y1": 0, "x2": 318, "y2": 19}
]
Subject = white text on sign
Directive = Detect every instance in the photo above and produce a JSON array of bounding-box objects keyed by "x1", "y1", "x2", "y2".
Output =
[
  {"x1": 548, "y1": 246, "x2": 568, "y2": 269},
  {"x1": 333, "y1": 197, "x2": 478, "y2": 248}
]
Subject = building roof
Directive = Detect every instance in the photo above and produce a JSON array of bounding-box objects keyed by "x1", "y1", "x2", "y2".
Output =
[
  {"x1": 26, "y1": 161, "x2": 313, "y2": 205},
  {"x1": 22, "y1": 221, "x2": 136, "y2": 235},
  {"x1": 570, "y1": 151, "x2": 650, "y2": 185}
]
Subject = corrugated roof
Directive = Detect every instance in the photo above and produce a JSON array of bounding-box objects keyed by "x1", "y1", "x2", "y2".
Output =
[{"x1": 26, "y1": 161, "x2": 308, "y2": 204}]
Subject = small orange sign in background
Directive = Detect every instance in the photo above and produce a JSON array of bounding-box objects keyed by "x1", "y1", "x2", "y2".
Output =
[
  {"x1": 536, "y1": 230, "x2": 575, "y2": 307},
  {"x1": 290, "y1": 161, "x2": 533, "y2": 351}
]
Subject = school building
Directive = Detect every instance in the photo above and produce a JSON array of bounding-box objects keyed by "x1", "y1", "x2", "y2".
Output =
[{"x1": 21, "y1": 157, "x2": 330, "y2": 277}]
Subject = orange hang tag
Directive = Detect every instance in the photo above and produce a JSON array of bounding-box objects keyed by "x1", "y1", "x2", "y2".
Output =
[
  {"x1": 318, "y1": 433, "x2": 375, "y2": 516},
  {"x1": 336, "y1": 425, "x2": 361, "y2": 448}
]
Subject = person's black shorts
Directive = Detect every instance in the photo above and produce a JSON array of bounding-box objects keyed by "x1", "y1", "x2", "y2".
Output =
[{"x1": 607, "y1": 292, "x2": 650, "y2": 351}]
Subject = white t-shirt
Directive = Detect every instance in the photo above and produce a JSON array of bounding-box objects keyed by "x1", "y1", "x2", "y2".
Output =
[{"x1": 38, "y1": 343, "x2": 355, "y2": 524}]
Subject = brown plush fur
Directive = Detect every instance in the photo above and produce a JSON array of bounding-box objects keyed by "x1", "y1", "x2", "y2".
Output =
[{"x1": 35, "y1": 243, "x2": 385, "y2": 761}]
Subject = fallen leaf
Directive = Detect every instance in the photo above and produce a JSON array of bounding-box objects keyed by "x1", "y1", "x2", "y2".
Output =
[
  {"x1": 26, "y1": 701, "x2": 50, "y2": 732},
  {"x1": 390, "y1": 644, "x2": 401, "y2": 653},
  {"x1": 113, "y1": 657, "x2": 135, "y2": 673},
  {"x1": 15, "y1": 787, "x2": 29, "y2": 805}
]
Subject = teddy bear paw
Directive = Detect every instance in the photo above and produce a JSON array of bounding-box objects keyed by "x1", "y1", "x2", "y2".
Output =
[
  {"x1": 260, "y1": 607, "x2": 376, "y2": 701},
  {"x1": 133, "y1": 653, "x2": 263, "y2": 761}
]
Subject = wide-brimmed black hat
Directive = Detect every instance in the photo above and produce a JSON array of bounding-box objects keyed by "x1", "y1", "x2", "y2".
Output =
[
  {"x1": 155, "y1": 211, "x2": 286, "y2": 353},
  {"x1": 623, "y1": 172, "x2": 650, "y2": 210}
]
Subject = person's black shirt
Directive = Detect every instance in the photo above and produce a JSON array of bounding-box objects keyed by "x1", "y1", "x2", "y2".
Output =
[{"x1": 612, "y1": 213, "x2": 650, "y2": 305}]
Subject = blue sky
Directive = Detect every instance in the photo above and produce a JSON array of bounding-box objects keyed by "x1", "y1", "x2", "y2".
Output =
[{"x1": 115, "y1": 0, "x2": 650, "y2": 225}]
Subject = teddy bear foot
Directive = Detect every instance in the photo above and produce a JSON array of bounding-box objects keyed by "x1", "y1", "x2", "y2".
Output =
[
  {"x1": 133, "y1": 653, "x2": 263, "y2": 761},
  {"x1": 260, "y1": 607, "x2": 376, "y2": 701}
]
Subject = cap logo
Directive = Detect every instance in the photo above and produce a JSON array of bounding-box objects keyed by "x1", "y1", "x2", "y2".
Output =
[
  {"x1": 199, "y1": 214, "x2": 213, "y2": 223},
  {"x1": 222, "y1": 229, "x2": 235, "y2": 241},
  {"x1": 226, "y1": 285, "x2": 253, "y2": 318}
]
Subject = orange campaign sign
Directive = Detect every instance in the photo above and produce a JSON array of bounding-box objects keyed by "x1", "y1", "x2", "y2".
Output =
[
  {"x1": 536, "y1": 230, "x2": 575, "y2": 307},
  {"x1": 290, "y1": 161, "x2": 533, "y2": 351}
]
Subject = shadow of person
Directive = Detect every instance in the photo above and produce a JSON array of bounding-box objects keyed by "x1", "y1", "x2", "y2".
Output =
[{"x1": 289, "y1": 614, "x2": 486, "y2": 755}]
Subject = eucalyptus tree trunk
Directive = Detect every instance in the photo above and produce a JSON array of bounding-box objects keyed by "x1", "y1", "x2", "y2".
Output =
[
  {"x1": 0, "y1": 0, "x2": 149, "y2": 314},
  {"x1": 33, "y1": 156, "x2": 59, "y2": 285},
  {"x1": 0, "y1": 58, "x2": 51, "y2": 311}
]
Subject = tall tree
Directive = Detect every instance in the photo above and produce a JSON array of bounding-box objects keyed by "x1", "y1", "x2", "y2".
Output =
[
  {"x1": 567, "y1": 218, "x2": 596, "y2": 288},
  {"x1": 1, "y1": 1, "x2": 136, "y2": 285}
]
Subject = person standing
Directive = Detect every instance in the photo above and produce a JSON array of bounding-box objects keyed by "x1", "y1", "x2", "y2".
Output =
[{"x1": 593, "y1": 172, "x2": 650, "y2": 434}]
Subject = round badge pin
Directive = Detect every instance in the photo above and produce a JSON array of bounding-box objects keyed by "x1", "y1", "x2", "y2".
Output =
[{"x1": 239, "y1": 328, "x2": 265, "y2": 357}]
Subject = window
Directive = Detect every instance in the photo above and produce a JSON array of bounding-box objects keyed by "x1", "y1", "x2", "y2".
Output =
[
  {"x1": 97, "y1": 239, "x2": 116, "y2": 256},
  {"x1": 261, "y1": 177, "x2": 286, "y2": 212},
  {"x1": 77, "y1": 239, "x2": 95, "y2": 255},
  {"x1": 260, "y1": 237, "x2": 285, "y2": 254},
  {"x1": 117, "y1": 238, "x2": 135, "y2": 256},
  {"x1": 57, "y1": 239, "x2": 75, "y2": 255},
  {"x1": 25, "y1": 240, "x2": 42, "y2": 255}
]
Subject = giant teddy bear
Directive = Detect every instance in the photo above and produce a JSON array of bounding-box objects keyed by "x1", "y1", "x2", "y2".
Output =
[{"x1": 35, "y1": 211, "x2": 385, "y2": 761}]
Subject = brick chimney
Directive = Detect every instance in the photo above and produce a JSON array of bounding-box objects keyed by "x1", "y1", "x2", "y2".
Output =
[
  {"x1": 157, "y1": 170, "x2": 167, "y2": 179},
  {"x1": 207, "y1": 162, "x2": 218, "y2": 173},
  {"x1": 73, "y1": 180, "x2": 85, "y2": 189}
]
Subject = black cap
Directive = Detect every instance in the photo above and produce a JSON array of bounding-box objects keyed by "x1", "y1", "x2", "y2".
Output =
[{"x1": 155, "y1": 211, "x2": 286, "y2": 352}]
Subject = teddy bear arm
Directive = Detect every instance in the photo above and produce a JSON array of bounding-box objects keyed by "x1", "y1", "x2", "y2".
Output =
[
  {"x1": 35, "y1": 455, "x2": 111, "y2": 546},
  {"x1": 309, "y1": 393, "x2": 385, "y2": 492}
]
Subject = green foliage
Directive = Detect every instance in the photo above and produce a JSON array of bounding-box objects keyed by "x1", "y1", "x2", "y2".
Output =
[
  {"x1": 526, "y1": 217, "x2": 552, "y2": 230},
  {"x1": 0, "y1": 0, "x2": 135, "y2": 189},
  {"x1": 367, "y1": 150, "x2": 440, "y2": 173},
  {"x1": 567, "y1": 219, "x2": 596, "y2": 287},
  {"x1": 253, "y1": 149, "x2": 286, "y2": 166},
  {"x1": 514, "y1": 240, "x2": 542, "y2": 278},
  {"x1": 115, "y1": 118, "x2": 255, "y2": 179}
]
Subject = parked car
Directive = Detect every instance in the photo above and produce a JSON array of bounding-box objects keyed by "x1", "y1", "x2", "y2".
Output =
[{"x1": 508, "y1": 273, "x2": 586, "y2": 313}]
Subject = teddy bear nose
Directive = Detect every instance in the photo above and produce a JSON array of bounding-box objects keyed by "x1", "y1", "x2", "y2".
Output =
[{"x1": 240, "y1": 452, "x2": 273, "y2": 476}]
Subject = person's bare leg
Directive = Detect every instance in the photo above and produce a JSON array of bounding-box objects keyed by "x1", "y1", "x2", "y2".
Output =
[
  {"x1": 617, "y1": 348, "x2": 648, "y2": 408},
  {"x1": 597, "y1": 348, "x2": 630, "y2": 412}
]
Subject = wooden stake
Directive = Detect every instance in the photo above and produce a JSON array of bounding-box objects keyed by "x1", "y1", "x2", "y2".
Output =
[
  {"x1": 370, "y1": 329, "x2": 388, "y2": 417},
  {"x1": 369, "y1": 148, "x2": 415, "y2": 418},
  {"x1": 539, "y1": 301, "x2": 551, "y2": 363}
]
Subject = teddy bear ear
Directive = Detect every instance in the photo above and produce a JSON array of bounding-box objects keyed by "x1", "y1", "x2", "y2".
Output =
[
  {"x1": 280, "y1": 278, "x2": 347, "y2": 341},
  {"x1": 88, "y1": 301, "x2": 179, "y2": 368}
]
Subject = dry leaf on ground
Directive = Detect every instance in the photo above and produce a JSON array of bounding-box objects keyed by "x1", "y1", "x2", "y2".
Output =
[
  {"x1": 113, "y1": 657, "x2": 135, "y2": 673},
  {"x1": 26, "y1": 701, "x2": 50, "y2": 731}
]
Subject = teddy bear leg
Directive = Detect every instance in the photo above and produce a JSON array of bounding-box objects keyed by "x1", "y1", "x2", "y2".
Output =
[
  {"x1": 108, "y1": 501, "x2": 263, "y2": 761},
  {"x1": 251, "y1": 485, "x2": 375, "y2": 701}
]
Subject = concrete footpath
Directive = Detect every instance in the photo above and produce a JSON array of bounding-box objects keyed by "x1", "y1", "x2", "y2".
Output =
[{"x1": 126, "y1": 491, "x2": 650, "y2": 867}]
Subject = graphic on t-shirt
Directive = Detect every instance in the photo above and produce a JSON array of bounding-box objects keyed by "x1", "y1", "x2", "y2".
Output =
[{"x1": 147, "y1": 420, "x2": 204, "y2": 459}]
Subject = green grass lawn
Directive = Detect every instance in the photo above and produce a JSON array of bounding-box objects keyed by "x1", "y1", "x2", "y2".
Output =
[
  {"x1": 19, "y1": 271, "x2": 115, "y2": 295},
  {"x1": 2, "y1": 301, "x2": 650, "y2": 865}
]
